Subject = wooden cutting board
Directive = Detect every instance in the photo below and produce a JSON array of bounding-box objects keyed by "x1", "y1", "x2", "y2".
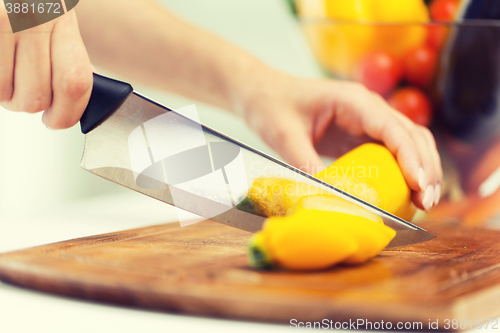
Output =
[{"x1": 0, "y1": 220, "x2": 500, "y2": 331}]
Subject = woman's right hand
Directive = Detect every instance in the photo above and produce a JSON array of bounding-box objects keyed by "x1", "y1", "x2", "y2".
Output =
[{"x1": 0, "y1": 8, "x2": 93, "y2": 129}]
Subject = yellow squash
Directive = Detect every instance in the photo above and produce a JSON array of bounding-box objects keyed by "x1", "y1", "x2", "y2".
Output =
[
  {"x1": 246, "y1": 143, "x2": 412, "y2": 271},
  {"x1": 286, "y1": 194, "x2": 383, "y2": 223},
  {"x1": 248, "y1": 209, "x2": 396, "y2": 270},
  {"x1": 243, "y1": 144, "x2": 415, "y2": 220},
  {"x1": 314, "y1": 143, "x2": 415, "y2": 221},
  {"x1": 243, "y1": 177, "x2": 324, "y2": 217}
]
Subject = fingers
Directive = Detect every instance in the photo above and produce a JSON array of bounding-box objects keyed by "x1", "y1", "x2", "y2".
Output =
[
  {"x1": 0, "y1": 11, "x2": 15, "y2": 102},
  {"x1": 422, "y1": 127, "x2": 442, "y2": 206},
  {"x1": 334, "y1": 83, "x2": 443, "y2": 211},
  {"x1": 377, "y1": 110, "x2": 442, "y2": 211},
  {"x1": 409, "y1": 130, "x2": 436, "y2": 211},
  {"x1": 412, "y1": 186, "x2": 435, "y2": 211},
  {"x1": 1, "y1": 25, "x2": 52, "y2": 113},
  {"x1": 358, "y1": 95, "x2": 423, "y2": 192},
  {"x1": 394, "y1": 112, "x2": 443, "y2": 210},
  {"x1": 42, "y1": 11, "x2": 93, "y2": 129},
  {"x1": 0, "y1": 12, "x2": 92, "y2": 129},
  {"x1": 424, "y1": 129, "x2": 443, "y2": 205},
  {"x1": 414, "y1": 126, "x2": 442, "y2": 209}
]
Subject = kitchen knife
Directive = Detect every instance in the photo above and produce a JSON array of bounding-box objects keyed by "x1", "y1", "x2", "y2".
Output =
[{"x1": 80, "y1": 74, "x2": 436, "y2": 248}]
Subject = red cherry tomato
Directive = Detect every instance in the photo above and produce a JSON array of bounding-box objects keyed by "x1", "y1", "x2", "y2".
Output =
[
  {"x1": 354, "y1": 51, "x2": 403, "y2": 96},
  {"x1": 404, "y1": 46, "x2": 438, "y2": 88},
  {"x1": 430, "y1": 0, "x2": 460, "y2": 21},
  {"x1": 388, "y1": 87, "x2": 433, "y2": 127}
]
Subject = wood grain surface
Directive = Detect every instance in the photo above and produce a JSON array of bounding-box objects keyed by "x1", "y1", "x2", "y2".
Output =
[{"x1": 0, "y1": 220, "x2": 499, "y2": 330}]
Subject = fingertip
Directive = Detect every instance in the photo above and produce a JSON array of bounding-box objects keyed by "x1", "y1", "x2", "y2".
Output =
[
  {"x1": 422, "y1": 185, "x2": 435, "y2": 212},
  {"x1": 411, "y1": 184, "x2": 436, "y2": 212},
  {"x1": 412, "y1": 186, "x2": 435, "y2": 212},
  {"x1": 411, "y1": 191, "x2": 426, "y2": 211},
  {"x1": 418, "y1": 167, "x2": 427, "y2": 192},
  {"x1": 434, "y1": 182, "x2": 442, "y2": 205}
]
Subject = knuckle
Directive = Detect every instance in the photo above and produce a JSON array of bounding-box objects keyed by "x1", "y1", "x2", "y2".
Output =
[
  {"x1": 59, "y1": 67, "x2": 92, "y2": 99},
  {"x1": 416, "y1": 126, "x2": 438, "y2": 151},
  {"x1": 350, "y1": 82, "x2": 369, "y2": 94},
  {"x1": 421, "y1": 126, "x2": 435, "y2": 141},
  {"x1": 274, "y1": 127, "x2": 288, "y2": 144},
  {"x1": 371, "y1": 92, "x2": 386, "y2": 103},
  {"x1": 427, "y1": 135, "x2": 438, "y2": 149}
]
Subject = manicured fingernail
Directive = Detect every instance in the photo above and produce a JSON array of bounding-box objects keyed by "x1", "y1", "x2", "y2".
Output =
[
  {"x1": 423, "y1": 185, "x2": 435, "y2": 212},
  {"x1": 418, "y1": 168, "x2": 427, "y2": 191},
  {"x1": 434, "y1": 183, "x2": 441, "y2": 205}
]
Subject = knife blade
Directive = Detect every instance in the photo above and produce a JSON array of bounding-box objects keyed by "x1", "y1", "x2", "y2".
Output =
[{"x1": 79, "y1": 74, "x2": 435, "y2": 248}]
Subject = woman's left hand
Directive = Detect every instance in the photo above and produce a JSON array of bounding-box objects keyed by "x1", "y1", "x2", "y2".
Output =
[{"x1": 237, "y1": 69, "x2": 443, "y2": 211}]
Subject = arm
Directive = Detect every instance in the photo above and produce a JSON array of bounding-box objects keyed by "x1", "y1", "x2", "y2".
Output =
[{"x1": 76, "y1": 0, "x2": 261, "y2": 114}]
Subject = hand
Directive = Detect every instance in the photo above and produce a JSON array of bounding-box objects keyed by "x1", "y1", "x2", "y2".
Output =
[
  {"x1": 0, "y1": 9, "x2": 93, "y2": 129},
  {"x1": 238, "y1": 69, "x2": 443, "y2": 211}
]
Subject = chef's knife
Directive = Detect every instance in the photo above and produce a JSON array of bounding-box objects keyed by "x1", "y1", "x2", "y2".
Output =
[{"x1": 80, "y1": 74, "x2": 435, "y2": 248}]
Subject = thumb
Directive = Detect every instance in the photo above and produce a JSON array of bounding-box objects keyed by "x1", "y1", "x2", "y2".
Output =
[{"x1": 269, "y1": 123, "x2": 325, "y2": 175}]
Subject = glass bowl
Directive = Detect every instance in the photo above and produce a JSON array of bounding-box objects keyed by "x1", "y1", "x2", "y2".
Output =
[{"x1": 298, "y1": 12, "x2": 500, "y2": 224}]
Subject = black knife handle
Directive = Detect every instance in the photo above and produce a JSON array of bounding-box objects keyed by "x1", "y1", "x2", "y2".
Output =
[{"x1": 80, "y1": 73, "x2": 133, "y2": 134}]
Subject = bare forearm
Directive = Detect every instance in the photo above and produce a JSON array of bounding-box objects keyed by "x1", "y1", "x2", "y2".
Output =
[{"x1": 76, "y1": 0, "x2": 273, "y2": 113}]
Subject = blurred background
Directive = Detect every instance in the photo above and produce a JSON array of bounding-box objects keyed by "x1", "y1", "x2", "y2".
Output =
[{"x1": 0, "y1": 0, "x2": 323, "y2": 219}]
